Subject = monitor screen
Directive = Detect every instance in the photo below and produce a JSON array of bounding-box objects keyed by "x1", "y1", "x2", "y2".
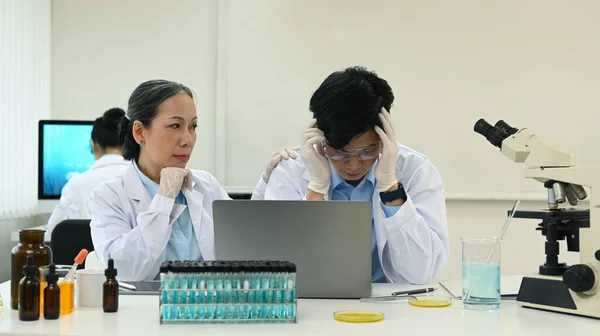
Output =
[{"x1": 38, "y1": 120, "x2": 95, "y2": 199}]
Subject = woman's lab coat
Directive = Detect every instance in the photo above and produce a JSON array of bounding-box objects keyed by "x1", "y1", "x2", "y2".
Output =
[
  {"x1": 47, "y1": 154, "x2": 129, "y2": 236},
  {"x1": 262, "y1": 141, "x2": 449, "y2": 285},
  {"x1": 89, "y1": 162, "x2": 269, "y2": 281}
]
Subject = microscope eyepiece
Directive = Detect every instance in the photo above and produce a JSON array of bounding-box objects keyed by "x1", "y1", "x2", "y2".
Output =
[
  {"x1": 495, "y1": 120, "x2": 519, "y2": 136},
  {"x1": 474, "y1": 119, "x2": 510, "y2": 149}
]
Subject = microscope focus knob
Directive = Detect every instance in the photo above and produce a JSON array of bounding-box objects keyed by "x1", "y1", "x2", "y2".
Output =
[{"x1": 563, "y1": 264, "x2": 595, "y2": 293}]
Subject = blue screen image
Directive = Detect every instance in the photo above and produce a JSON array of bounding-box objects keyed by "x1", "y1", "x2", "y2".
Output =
[{"x1": 43, "y1": 124, "x2": 95, "y2": 196}]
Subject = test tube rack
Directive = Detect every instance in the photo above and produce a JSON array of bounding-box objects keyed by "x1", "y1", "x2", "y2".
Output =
[{"x1": 159, "y1": 260, "x2": 297, "y2": 324}]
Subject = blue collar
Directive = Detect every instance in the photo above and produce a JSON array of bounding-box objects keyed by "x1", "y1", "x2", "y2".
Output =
[
  {"x1": 133, "y1": 160, "x2": 159, "y2": 197},
  {"x1": 329, "y1": 161, "x2": 376, "y2": 190}
]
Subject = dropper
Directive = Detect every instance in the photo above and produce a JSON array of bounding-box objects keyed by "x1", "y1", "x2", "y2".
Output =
[{"x1": 62, "y1": 249, "x2": 89, "y2": 283}]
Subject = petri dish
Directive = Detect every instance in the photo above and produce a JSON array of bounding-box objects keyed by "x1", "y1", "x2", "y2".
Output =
[
  {"x1": 333, "y1": 311, "x2": 385, "y2": 323},
  {"x1": 408, "y1": 294, "x2": 453, "y2": 308}
]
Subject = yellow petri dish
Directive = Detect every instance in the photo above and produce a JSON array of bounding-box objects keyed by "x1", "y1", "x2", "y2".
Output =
[
  {"x1": 408, "y1": 295, "x2": 452, "y2": 308},
  {"x1": 333, "y1": 311, "x2": 385, "y2": 323}
]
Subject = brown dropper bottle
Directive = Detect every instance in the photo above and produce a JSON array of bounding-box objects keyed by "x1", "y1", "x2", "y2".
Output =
[
  {"x1": 43, "y1": 263, "x2": 60, "y2": 319},
  {"x1": 103, "y1": 259, "x2": 118, "y2": 313},
  {"x1": 19, "y1": 255, "x2": 40, "y2": 321}
]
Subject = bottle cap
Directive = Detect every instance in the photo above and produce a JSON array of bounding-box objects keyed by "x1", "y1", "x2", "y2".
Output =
[
  {"x1": 105, "y1": 259, "x2": 117, "y2": 278},
  {"x1": 46, "y1": 263, "x2": 59, "y2": 283},
  {"x1": 213, "y1": 263, "x2": 224, "y2": 273},
  {"x1": 23, "y1": 255, "x2": 37, "y2": 277},
  {"x1": 159, "y1": 261, "x2": 171, "y2": 273},
  {"x1": 287, "y1": 263, "x2": 297, "y2": 273}
]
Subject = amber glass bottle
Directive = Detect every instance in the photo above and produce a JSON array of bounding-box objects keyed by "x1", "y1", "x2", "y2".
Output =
[
  {"x1": 19, "y1": 255, "x2": 40, "y2": 321},
  {"x1": 11, "y1": 230, "x2": 52, "y2": 310}
]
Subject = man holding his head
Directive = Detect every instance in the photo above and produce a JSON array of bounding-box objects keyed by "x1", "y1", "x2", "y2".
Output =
[{"x1": 262, "y1": 66, "x2": 449, "y2": 285}]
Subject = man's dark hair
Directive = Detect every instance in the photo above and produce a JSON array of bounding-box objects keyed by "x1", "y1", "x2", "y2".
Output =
[{"x1": 309, "y1": 66, "x2": 394, "y2": 149}]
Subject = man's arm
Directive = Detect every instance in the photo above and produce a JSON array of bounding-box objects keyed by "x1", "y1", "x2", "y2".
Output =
[{"x1": 378, "y1": 162, "x2": 449, "y2": 284}]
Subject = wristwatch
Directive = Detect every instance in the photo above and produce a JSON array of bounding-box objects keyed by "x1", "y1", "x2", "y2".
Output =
[{"x1": 379, "y1": 182, "x2": 407, "y2": 203}]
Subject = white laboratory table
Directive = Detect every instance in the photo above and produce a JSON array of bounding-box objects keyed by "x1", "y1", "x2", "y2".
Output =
[
  {"x1": 11, "y1": 225, "x2": 50, "y2": 243},
  {"x1": 0, "y1": 281, "x2": 597, "y2": 336}
]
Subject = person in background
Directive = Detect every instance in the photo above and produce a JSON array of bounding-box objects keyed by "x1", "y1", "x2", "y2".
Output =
[
  {"x1": 89, "y1": 79, "x2": 293, "y2": 281},
  {"x1": 261, "y1": 66, "x2": 449, "y2": 285},
  {"x1": 47, "y1": 108, "x2": 129, "y2": 236}
]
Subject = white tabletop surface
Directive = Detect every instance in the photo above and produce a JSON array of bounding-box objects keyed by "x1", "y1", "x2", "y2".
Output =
[{"x1": 0, "y1": 281, "x2": 597, "y2": 335}]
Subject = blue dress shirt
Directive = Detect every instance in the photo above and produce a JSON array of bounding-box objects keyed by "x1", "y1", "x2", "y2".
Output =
[{"x1": 328, "y1": 164, "x2": 400, "y2": 283}]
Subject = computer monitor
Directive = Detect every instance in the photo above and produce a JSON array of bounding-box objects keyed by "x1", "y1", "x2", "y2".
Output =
[{"x1": 38, "y1": 120, "x2": 95, "y2": 200}]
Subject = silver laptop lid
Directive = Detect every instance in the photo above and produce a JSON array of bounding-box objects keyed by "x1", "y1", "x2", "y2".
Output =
[{"x1": 213, "y1": 200, "x2": 372, "y2": 299}]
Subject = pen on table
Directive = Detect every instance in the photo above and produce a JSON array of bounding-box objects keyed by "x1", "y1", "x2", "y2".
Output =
[
  {"x1": 391, "y1": 287, "x2": 435, "y2": 296},
  {"x1": 119, "y1": 282, "x2": 136, "y2": 291}
]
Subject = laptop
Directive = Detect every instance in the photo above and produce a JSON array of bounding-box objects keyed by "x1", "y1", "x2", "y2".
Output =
[{"x1": 213, "y1": 200, "x2": 372, "y2": 299}]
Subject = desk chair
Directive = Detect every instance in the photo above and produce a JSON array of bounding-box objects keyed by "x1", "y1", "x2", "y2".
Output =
[{"x1": 50, "y1": 219, "x2": 94, "y2": 268}]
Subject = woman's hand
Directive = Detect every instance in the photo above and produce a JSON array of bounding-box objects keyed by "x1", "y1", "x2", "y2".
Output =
[{"x1": 157, "y1": 167, "x2": 193, "y2": 199}]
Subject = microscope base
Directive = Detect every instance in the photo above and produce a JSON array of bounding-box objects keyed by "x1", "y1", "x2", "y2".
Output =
[{"x1": 517, "y1": 274, "x2": 600, "y2": 319}]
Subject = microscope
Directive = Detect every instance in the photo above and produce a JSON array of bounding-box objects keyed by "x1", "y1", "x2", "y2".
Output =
[{"x1": 475, "y1": 119, "x2": 600, "y2": 318}]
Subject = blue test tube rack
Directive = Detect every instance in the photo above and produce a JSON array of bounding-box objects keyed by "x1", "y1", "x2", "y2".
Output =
[{"x1": 159, "y1": 260, "x2": 297, "y2": 324}]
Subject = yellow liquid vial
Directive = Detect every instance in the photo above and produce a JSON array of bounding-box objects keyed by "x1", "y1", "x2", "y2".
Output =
[{"x1": 40, "y1": 281, "x2": 75, "y2": 315}]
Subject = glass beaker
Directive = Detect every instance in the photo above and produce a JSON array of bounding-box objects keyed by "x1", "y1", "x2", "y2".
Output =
[
  {"x1": 461, "y1": 237, "x2": 501, "y2": 311},
  {"x1": 39, "y1": 265, "x2": 74, "y2": 315}
]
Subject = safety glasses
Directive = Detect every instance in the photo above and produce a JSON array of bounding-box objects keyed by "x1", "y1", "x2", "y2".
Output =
[{"x1": 322, "y1": 141, "x2": 382, "y2": 161}]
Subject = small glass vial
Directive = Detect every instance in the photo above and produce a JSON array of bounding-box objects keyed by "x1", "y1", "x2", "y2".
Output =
[
  {"x1": 169, "y1": 262, "x2": 182, "y2": 319},
  {"x1": 103, "y1": 259, "x2": 118, "y2": 313},
  {"x1": 159, "y1": 261, "x2": 171, "y2": 305},
  {"x1": 19, "y1": 255, "x2": 40, "y2": 321},
  {"x1": 286, "y1": 263, "x2": 296, "y2": 319},
  {"x1": 43, "y1": 263, "x2": 60, "y2": 320},
  {"x1": 249, "y1": 262, "x2": 260, "y2": 319},
  {"x1": 178, "y1": 262, "x2": 191, "y2": 319},
  {"x1": 232, "y1": 263, "x2": 244, "y2": 319},
  {"x1": 214, "y1": 263, "x2": 225, "y2": 319},
  {"x1": 273, "y1": 262, "x2": 285, "y2": 319},
  {"x1": 205, "y1": 261, "x2": 216, "y2": 319},
  {"x1": 259, "y1": 262, "x2": 272, "y2": 319},
  {"x1": 223, "y1": 263, "x2": 234, "y2": 319},
  {"x1": 196, "y1": 262, "x2": 207, "y2": 320}
]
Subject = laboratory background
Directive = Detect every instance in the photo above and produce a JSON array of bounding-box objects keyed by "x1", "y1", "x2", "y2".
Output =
[{"x1": 1, "y1": 0, "x2": 600, "y2": 331}]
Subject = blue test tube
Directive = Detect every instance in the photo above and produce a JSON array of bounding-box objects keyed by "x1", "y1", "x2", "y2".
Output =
[
  {"x1": 249, "y1": 263, "x2": 260, "y2": 319},
  {"x1": 223, "y1": 263, "x2": 234, "y2": 319},
  {"x1": 159, "y1": 261, "x2": 171, "y2": 321},
  {"x1": 273, "y1": 262, "x2": 286, "y2": 319},
  {"x1": 286, "y1": 263, "x2": 296, "y2": 319},
  {"x1": 169, "y1": 262, "x2": 182, "y2": 320},
  {"x1": 241, "y1": 262, "x2": 251, "y2": 320},
  {"x1": 205, "y1": 261, "x2": 216, "y2": 319},
  {"x1": 197, "y1": 262, "x2": 206, "y2": 320},
  {"x1": 187, "y1": 262, "x2": 200, "y2": 320},
  {"x1": 260, "y1": 262, "x2": 272, "y2": 319},
  {"x1": 179, "y1": 262, "x2": 192, "y2": 319},
  {"x1": 215, "y1": 262, "x2": 225, "y2": 319},
  {"x1": 231, "y1": 263, "x2": 242, "y2": 319}
]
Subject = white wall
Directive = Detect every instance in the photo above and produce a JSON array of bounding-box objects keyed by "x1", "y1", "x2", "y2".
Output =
[
  {"x1": 51, "y1": 0, "x2": 218, "y2": 173},
  {"x1": 225, "y1": 0, "x2": 600, "y2": 196},
  {"x1": 50, "y1": 0, "x2": 594, "y2": 282}
]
